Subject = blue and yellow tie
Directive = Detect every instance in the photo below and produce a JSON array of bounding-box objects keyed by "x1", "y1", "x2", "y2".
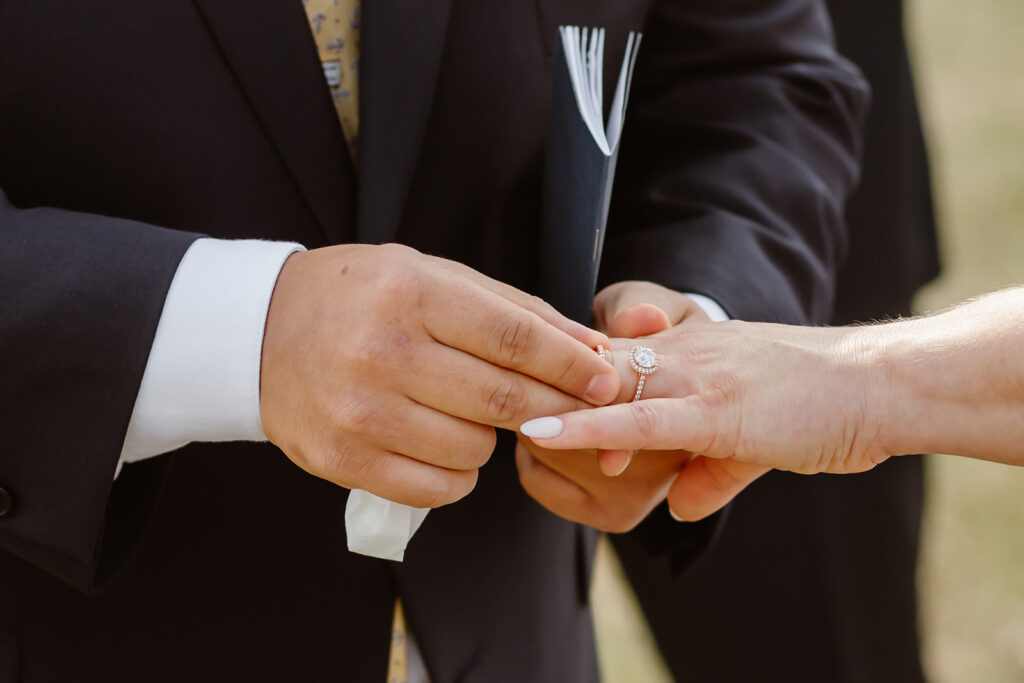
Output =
[{"x1": 304, "y1": 0, "x2": 361, "y2": 158}]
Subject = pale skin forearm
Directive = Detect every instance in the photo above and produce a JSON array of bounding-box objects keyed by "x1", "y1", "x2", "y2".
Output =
[
  {"x1": 521, "y1": 285, "x2": 1024, "y2": 520},
  {"x1": 876, "y1": 285, "x2": 1024, "y2": 465}
]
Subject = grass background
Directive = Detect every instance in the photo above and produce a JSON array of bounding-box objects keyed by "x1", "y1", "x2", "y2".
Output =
[{"x1": 591, "y1": 0, "x2": 1024, "y2": 680}]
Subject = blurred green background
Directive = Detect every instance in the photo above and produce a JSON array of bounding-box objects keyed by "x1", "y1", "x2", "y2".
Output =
[{"x1": 591, "y1": 0, "x2": 1024, "y2": 680}]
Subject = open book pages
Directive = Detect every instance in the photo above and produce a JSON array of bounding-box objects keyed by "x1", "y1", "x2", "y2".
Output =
[{"x1": 558, "y1": 26, "x2": 641, "y2": 156}]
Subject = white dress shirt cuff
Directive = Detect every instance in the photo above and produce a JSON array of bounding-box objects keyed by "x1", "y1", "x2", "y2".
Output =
[
  {"x1": 118, "y1": 238, "x2": 305, "y2": 470},
  {"x1": 683, "y1": 292, "x2": 731, "y2": 322}
]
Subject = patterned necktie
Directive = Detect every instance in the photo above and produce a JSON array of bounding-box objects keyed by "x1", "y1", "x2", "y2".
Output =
[
  {"x1": 303, "y1": 0, "x2": 360, "y2": 157},
  {"x1": 388, "y1": 598, "x2": 410, "y2": 683},
  {"x1": 302, "y1": 4, "x2": 409, "y2": 682}
]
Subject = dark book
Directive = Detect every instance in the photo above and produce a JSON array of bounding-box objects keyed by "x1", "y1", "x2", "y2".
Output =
[{"x1": 542, "y1": 26, "x2": 641, "y2": 325}]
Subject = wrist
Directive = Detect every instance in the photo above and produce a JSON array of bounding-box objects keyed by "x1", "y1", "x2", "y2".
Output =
[
  {"x1": 122, "y1": 238, "x2": 304, "y2": 465},
  {"x1": 259, "y1": 249, "x2": 309, "y2": 446},
  {"x1": 835, "y1": 324, "x2": 909, "y2": 459},
  {"x1": 863, "y1": 318, "x2": 940, "y2": 457}
]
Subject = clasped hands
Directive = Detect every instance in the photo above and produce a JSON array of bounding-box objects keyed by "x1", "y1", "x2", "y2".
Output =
[{"x1": 258, "y1": 243, "x2": 702, "y2": 532}]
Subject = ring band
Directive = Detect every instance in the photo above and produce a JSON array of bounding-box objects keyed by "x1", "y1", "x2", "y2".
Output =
[
  {"x1": 595, "y1": 344, "x2": 609, "y2": 363},
  {"x1": 628, "y1": 345, "x2": 659, "y2": 402}
]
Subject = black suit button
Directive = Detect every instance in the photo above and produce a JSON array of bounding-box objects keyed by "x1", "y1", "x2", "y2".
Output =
[{"x1": 0, "y1": 487, "x2": 13, "y2": 518}]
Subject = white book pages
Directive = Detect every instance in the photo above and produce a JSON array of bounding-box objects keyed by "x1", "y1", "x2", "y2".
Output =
[{"x1": 558, "y1": 26, "x2": 642, "y2": 157}]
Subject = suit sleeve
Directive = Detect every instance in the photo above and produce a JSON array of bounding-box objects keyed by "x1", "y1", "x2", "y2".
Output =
[
  {"x1": 600, "y1": 0, "x2": 869, "y2": 325},
  {"x1": 0, "y1": 188, "x2": 200, "y2": 592},
  {"x1": 602, "y1": 0, "x2": 868, "y2": 571}
]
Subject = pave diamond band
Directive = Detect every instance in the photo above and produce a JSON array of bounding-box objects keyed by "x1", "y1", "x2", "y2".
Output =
[{"x1": 628, "y1": 345, "x2": 659, "y2": 402}]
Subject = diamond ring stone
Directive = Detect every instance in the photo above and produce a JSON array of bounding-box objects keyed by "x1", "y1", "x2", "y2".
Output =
[{"x1": 628, "y1": 345, "x2": 659, "y2": 402}]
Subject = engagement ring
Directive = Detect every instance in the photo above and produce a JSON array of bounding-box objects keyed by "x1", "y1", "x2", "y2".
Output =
[{"x1": 628, "y1": 345, "x2": 659, "y2": 401}]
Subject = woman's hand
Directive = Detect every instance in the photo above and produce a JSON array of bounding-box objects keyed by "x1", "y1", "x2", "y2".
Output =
[
  {"x1": 521, "y1": 321, "x2": 893, "y2": 520},
  {"x1": 514, "y1": 280, "x2": 707, "y2": 531}
]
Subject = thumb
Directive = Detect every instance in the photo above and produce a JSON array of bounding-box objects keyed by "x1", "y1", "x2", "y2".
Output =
[
  {"x1": 666, "y1": 458, "x2": 769, "y2": 521},
  {"x1": 594, "y1": 281, "x2": 692, "y2": 337},
  {"x1": 611, "y1": 304, "x2": 672, "y2": 338}
]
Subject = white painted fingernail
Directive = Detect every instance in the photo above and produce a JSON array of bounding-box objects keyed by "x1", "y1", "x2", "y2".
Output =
[
  {"x1": 520, "y1": 416, "x2": 564, "y2": 439},
  {"x1": 668, "y1": 506, "x2": 684, "y2": 522}
]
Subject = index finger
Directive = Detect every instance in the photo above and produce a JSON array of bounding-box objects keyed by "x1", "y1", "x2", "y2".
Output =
[
  {"x1": 427, "y1": 255, "x2": 609, "y2": 350},
  {"x1": 425, "y1": 282, "x2": 620, "y2": 405},
  {"x1": 519, "y1": 397, "x2": 716, "y2": 452}
]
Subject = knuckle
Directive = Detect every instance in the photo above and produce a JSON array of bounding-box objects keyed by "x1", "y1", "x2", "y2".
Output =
[
  {"x1": 483, "y1": 377, "x2": 529, "y2": 424},
  {"x1": 370, "y1": 257, "x2": 424, "y2": 310},
  {"x1": 446, "y1": 442, "x2": 492, "y2": 471},
  {"x1": 345, "y1": 338, "x2": 386, "y2": 369},
  {"x1": 330, "y1": 445, "x2": 380, "y2": 490},
  {"x1": 493, "y1": 314, "x2": 535, "y2": 366},
  {"x1": 422, "y1": 470, "x2": 477, "y2": 508},
  {"x1": 344, "y1": 329, "x2": 412, "y2": 374},
  {"x1": 530, "y1": 295, "x2": 556, "y2": 317},
  {"x1": 555, "y1": 354, "x2": 579, "y2": 387},
  {"x1": 420, "y1": 484, "x2": 451, "y2": 509},
  {"x1": 629, "y1": 402, "x2": 662, "y2": 446},
  {"x1": 454, "y1": 469, "x2": 480, "y2": 501},
  {"x1": 383, "y1": 242, "x2": 413, "y2": 253},
  {"x1": 694, "y1": 388, "x2": 735, "y2": 456},
  {"x1": 335, "y1": 399, "x2": 380, "y2": 436},
  {"x1": 419, "y1": 425, "x2": 495, "y2": 471},
  {"x1": 378, "y1": 242, "x2": 419, "y2": 261},
  {"x1": 377, "y1": 266, "x2": 418, "y2": 300},
  {"x1": 463, "y1": 426, "x2": 497, "y2": 469},
  {"x1": 705, "y1": 461, "x2": 746, "y2": 495}
]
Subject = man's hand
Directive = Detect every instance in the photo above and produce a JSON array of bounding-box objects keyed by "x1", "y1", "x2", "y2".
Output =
[
  {"x1": 515, "y1": 280, "x2": 708, "y2": 531},
  {"x1": 593, "y1": 280, "x2": 710, "y2": 338},
  {"x1": 515, "y1": 437, "x2": 688, "y2": 533},
  {"x1": 259, "y1": 243, "x2": 620, "y2": 509}
]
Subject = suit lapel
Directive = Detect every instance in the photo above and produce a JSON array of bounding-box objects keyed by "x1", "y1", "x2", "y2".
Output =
[
  {"x1": 193, "y1": 0, "x2": 355, "y2": 245},
  {"x1": 357, "y1": 0, "x2": 455, "y2": 244}
]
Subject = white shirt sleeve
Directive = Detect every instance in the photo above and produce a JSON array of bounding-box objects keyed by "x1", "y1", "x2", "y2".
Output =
[
  {"x1": 117, "y1": 238, "x2": 305, "y2": 474},
  {"x1": 683, "y1": 292, "x2": 731, "y2": 322}
]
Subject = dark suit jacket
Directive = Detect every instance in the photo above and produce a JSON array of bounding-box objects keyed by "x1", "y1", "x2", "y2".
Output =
[
  {"x1": 613, "y1": 1, "x2": 938, "y2": 681},
  {"x1": 829, "y1": 0, "x2": 940, "y2": 324},
  {"x1": 0, "y1": 1, "x2": 866, "y2": 681}
]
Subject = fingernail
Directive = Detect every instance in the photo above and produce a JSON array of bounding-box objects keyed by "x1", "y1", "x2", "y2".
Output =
[
  {"x1": 610, "y1": 460, "x2": 629, "y2": 477},
  {"x1": 585, "y1": 373, "x2": 618, "y2": 404},
  {"x1": 520, "y1": 416, "x2": 564, "y2": 439},
  {"x1": 668, "y1": 506, "x2": 684, "y2": 522},
  {"x1": 603, "y1": 451, "x2": 631, "y2": 477}
]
